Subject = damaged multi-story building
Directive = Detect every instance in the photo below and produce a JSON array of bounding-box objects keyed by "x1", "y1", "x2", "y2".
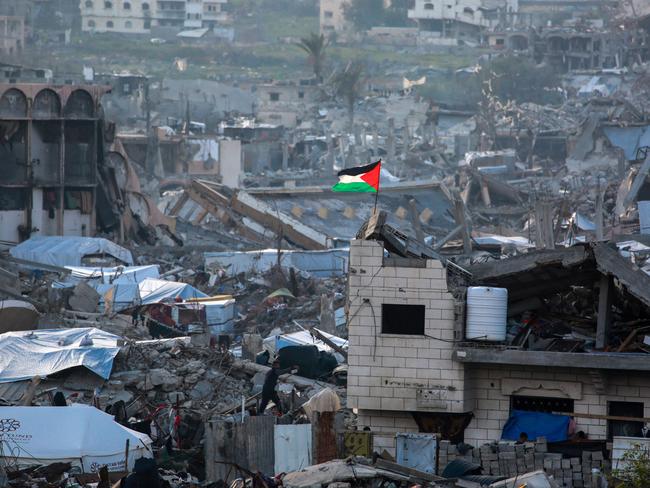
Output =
[
  {"x1": 0, "y1": 82, "x2": 177, "y2": 247},
  {"x1": 347, "y1": 217, "x2": 650, "y2": 457}
]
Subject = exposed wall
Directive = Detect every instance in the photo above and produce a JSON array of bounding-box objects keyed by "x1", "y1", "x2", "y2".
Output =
[
  {"x1": 347, "y1": 240, "x2": 466, "y2": 413},
  {"x1": 219, "y1": 139, "x2": 243, "y2": 188},
  {"x1": 320, "y1": 0, "x2": 347, "y2": 35},
  {"x1": 464, "y1": 365, "x2": 650, "y2": 447}
]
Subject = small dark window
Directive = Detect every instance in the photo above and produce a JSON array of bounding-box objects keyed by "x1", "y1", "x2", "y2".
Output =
[
  {"x1": 496, "y1": 38, "x2": 505, "y2": 45},
  {"x1": 325, "y1": 11, "x2": 333, "y2": 18},
  {"x1": 144, "y1": 19, "x2": 151, "y2": 28},
  {"x1": 0, "y1": 188, "x2": 27, "y2": 210},
  {"x1": 382, "y1": 304, "x2": 425, "y2": 335},
  {"x1": 269, "y1": 92, "x2": 280, "y2": 101},
  {"x1": 88, "y1": 19, "x2": 96, "y2": 27},
  {"x1": 608, "y1": 401, "x2": 644, "y2": 439},
  {"x1": 106, "y1": 20, "x2": 114, "y2": 28},
  {"x1": 298, "y1": 91, "x2": 304, "y2": 99},
  {"x1": 104, "y1": 1, "x2": 112, "y2": 8},
  {"x1": 142, "y1": 2, "x2": 150, "y2": 10},
  {"x1": 511, "y1": 395, "x2": 574, "y2": 414},
  {"x1": 123, "y1": 1, "x2": 131, "y2": 9},
  {"x1": 424, "y1": 3, "x2": 433, "y2": 10},
  {"x1": 85, "y1": 0, "x2": 93, "y2": 6}
]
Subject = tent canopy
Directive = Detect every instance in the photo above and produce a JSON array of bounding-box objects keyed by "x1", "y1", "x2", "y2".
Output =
[
  {"x1": 0, "y1": 405, "x2": 152, "y2": 472},
  {"x1": 10, "y1": 236, "x2": 134, "y2": 267},
  {"x1": 65, "y1": 265, "x2": 160, "y2": 284},
  {"x1": 0, "y1": 328, "x2": 122, "y2": 383},
  {"x1": 139, "y1": 278, "x2": 207, "y2": 305}
]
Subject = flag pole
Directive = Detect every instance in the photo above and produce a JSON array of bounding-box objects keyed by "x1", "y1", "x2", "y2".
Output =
[{"x1": 373, "y1": 159, "x2": 381, "y2": 215}]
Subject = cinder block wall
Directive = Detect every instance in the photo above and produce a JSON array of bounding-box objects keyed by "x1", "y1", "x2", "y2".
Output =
[
  {"x1": 347, "y1": 239, "x2": 465, "y2": 413},
  {"x1": 465, "y1": 365, "x2": 650, "y2": 446}
]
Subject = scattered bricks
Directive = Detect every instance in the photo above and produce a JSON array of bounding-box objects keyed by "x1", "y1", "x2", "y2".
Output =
[
  {"x1": 591, "y1": 451, "x2": 603, "y2": 461},
  {"x1": 535, "y1": 437, "x2": 548, "y2": 453},
  {"x1": 562, "y1": 459, "x2": 571, "y2": 469},
  {"x1": 500, "y1": 451, "x2": 516, "y2": 460},
  {"x1": 570, "y1": 457, "x2": 580, "y2": 466},
  {"x1": 544, "y1": 458, "x2": 553, "y2": 470}
]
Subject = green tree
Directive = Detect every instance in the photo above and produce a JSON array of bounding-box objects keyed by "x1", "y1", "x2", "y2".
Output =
[
  {"x1": 333, "y1": 61, "x2": 365, "y2": 129},
  {"x1": 343, "y1": 0, "x2": 385, "y2": 31},
  {"x1": 296, "y1": 32, "x2": 328, "y2": 81},
  {"x1": 611, "y1": 444, "x2": 650, "y2": 488}
]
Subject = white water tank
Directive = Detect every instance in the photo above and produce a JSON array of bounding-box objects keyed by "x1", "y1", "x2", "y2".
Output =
[
  {"x1": 466, "y1": 286, "x2": 508, "y2": 341},
  {"x1": 639, "y1": 201, "x2": 650, "y2": 235}
]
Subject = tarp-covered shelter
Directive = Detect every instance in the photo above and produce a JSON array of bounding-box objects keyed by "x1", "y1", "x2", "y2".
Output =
[
  {"x1": 0, "y1": 405, "x2": 152, "y2": 472},
  {"x1": 10, "y1": 236, "x2": 134, "y2": 267},
  {"x1": 0, "y1": 328, "x2": 122, "y2": 383}
]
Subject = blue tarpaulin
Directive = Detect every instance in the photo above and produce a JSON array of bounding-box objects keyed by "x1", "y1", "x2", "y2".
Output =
[
  {"x1": 10, "y1": 236, "x2": 134, "y2": 267},
  {"x1": 502, "y1": 410, "x2": 570, "y2": 443},
  {"x1": 603, "y1": 126, "x2": 650, "y2": 161}
]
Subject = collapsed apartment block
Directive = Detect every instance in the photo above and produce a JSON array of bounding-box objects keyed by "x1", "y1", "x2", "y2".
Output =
[
  {"x1": 347, "y1": 218, "x2": 650, "y2": 461},
  {"x1": 0, "y1": 82, "x2": 178, "y2": 247}
]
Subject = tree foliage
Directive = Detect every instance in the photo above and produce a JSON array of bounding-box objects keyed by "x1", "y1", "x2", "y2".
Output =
[
  {"x1": 332, "y1": 61, "x2": 365, "y2": 128},
  {"x1": 611, "y1": 444, "x2": 650, "y2": 488},
  {"x1": 296, "y1": 32, "x2": 328, "y2": 80},
  {"x1": 343, "y1": 0, "x2": 412, "y2": 31}
]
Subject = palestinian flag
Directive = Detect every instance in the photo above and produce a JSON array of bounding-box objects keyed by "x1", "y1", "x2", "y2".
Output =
[{"x1": 332, "y1": 161, "x2": 381, "y2": 193}]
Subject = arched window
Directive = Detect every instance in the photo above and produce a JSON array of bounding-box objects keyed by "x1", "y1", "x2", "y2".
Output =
[
  {"x1": 0, "y1": 89, "x2": 28, "y2": 117},
  {"x1": 104, "y1": 1, "x2": 112, "y2": 8},
  {"x1": 88, "y1": 19, "x2": 96, "y2": 27},
  {"x1": 124, "y1": 1, "x2": 131, "y2": 9},
  {"x1": 106, "y1": 20, "x2": 114, "y2": 28},
  {"x1": 85, "y1": 0, "x2": 93, "y2": 7},
  {"x1": 125, "y1": 20, "x2": 132, "y2": 28},
  {"x1": 142, "y1": 2, "x2": 150, "y2": 10},
  {"x1": 33, "y1": 89, "x2": 62, "y2": 118},
  {"x1": 65, "y1": 90, "x2": 95, "y2": 118},
  {"x1": 424, "y1": 3, "x2": 433, "y2": 9}
]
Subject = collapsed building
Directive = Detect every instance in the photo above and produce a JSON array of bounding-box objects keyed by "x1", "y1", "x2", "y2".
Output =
[{"x1": 347, "y1": 215, "x2": 650, "y2": 476}]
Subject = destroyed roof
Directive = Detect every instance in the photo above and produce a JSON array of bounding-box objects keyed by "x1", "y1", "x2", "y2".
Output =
[
  {"x1": 469, "y1": 242, "x2": 650, "y2": 308},
  {"x1": 246, "y1": 181, "x2": 454, "y2": 243},
  {"x1": 0, "y1": 328, "x2": 122, "y2": 383},
  {"x1": 10, "y1": 236, "x2": 134, "y2": 267}
]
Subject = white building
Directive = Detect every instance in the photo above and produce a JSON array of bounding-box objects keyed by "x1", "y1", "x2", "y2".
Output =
[
  {"x1": 408, "y1": 0, "x2": 518, "y2": 40},
  {"x1": 80, "y1": 0, "x2": 228, "y2": 33},
  {"x1": 320, "y1": 0, "x2": 348, "y2": 36}
]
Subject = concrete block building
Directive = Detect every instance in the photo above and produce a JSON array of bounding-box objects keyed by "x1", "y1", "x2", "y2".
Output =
[{"x1": 347, "y1": 239, "x2": 650, "y2": 456}]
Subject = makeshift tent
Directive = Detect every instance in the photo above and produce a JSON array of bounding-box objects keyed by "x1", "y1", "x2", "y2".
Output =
[
  {"x1": 502, "y1": 410, "x2": 570, "y2": 443},
  {"x1": 10, "y1": 236, "x2": 133, "y2": 267},
  {"x1": 0, "y1": 300, "x2": 39, "y2": 333},
  {"x1": 263, "y1": 328, "x2": 348, "y2": 363},
  {"x1": 65, "y1": 265, "x2": 160, "y2": 284},
  {"x1": 138, "y1": 278, "x2": 207, "y2": 305},
  {"x1": 0, "y1": 328, "x2": 122, "y2": 383},
  {"x1": 204, "y1": 248, "x2": 349, "y2": 278},
  {"x1": 0, "y1": 405, "x2": 152, "y2": 472}
]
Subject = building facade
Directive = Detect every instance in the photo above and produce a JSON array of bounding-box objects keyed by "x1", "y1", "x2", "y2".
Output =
[
  {"x1": 346, "y1": 239, "x2": 650, "y2": 457},
  {"x1": 80, "y1": 0, "x2": 227, "y2": 33},
  {"x1": 319, "y1": 0, "x2": 348, "y2": 36},
  {"x1": 0, "y1": 83, "x2": 109, "y2": 244}
]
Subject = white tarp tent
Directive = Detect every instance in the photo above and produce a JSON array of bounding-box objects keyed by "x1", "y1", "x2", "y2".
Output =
[
  {"x1": 65, "y1": 265, "x2": 160, "y2": 284},
  {"x1": 138, "y1": 278, "x2": 207, "y2": 305},
  {"x1": 0, "y1": 328, "x2": 122, "y2": 383},
  {"x1": 10, "y1": 236, "x2": 134, "y2": 267},
  {"x1": 0, "y1": 405, "x2": 152, "y2": 472}
]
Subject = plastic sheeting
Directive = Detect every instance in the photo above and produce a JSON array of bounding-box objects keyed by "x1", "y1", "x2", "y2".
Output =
[
  {"x1": 0, "y1": 328, "x2": 122, "y2": 383},
  {"x1": 138, "y1": 278, "x2": 207, "y2": 305},
  {"x1": 603, "y1": 125, "x2": 650, "y2": 161},
  {"x1": 395, "y1": 433, "x2": 438, "y2": 474},
  {"x1": 204, "y1": 248, "x2": 349, "y2": 278},
  {"x1": 301, "y1": 388, "x2": 341, "y2": 420},
  {"x1": 65, "y1": 265, "x2": 160, "y2": 284},
  {"x1": 502, "y1": 410, "x2": 570, "y2": 443},
  {"x1": 263, "y1": 328, "x2": 348, "y2": 363},
  {"x1": 10, "y1": 236, "x2": 134, "y2": 267},
  {"x1": 0, "y1": 405, "x2": 152, "y2": 472},
  {"x1": 274, "y1": 424, "x2": 312, "y2": 474}
]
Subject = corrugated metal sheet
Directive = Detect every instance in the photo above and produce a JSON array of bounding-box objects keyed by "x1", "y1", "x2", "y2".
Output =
[
  {"x1": 204, "y1": 415, "x2": 276, "y2": 483},
  {"x1": 274, "y1": 424, "x2": 312, "y2": 474}
]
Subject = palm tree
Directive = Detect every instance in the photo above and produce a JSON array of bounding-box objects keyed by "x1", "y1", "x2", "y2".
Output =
[
  {"x1": 296, "y1": 32, "x2": 328, "y2": 81},
  {"x1": 333, "y1": 61, "x2": 364, "y2": 130}
]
